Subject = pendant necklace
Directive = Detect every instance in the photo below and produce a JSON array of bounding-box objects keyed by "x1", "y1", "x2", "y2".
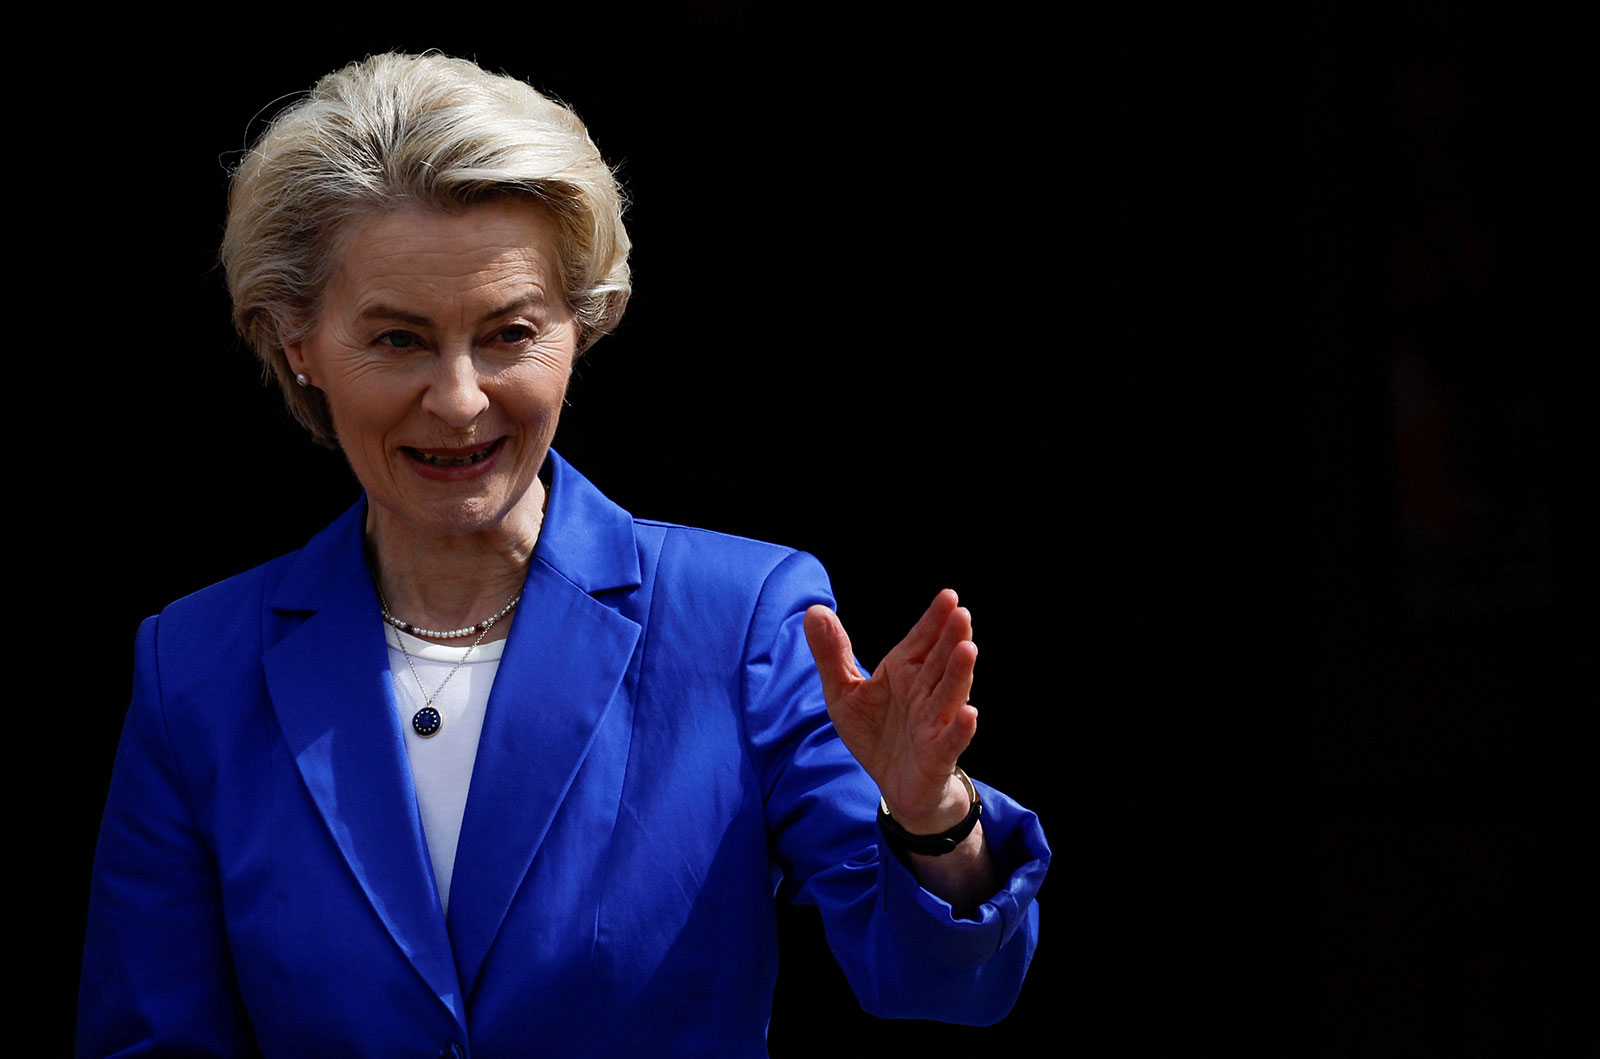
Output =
[{"x1": 377, "y1": 586, "x2": 520, "y2": 738}]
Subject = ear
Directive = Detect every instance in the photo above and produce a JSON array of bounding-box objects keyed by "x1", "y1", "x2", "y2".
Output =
[{"x1": 279, "y1": 327, "x2": 312, "y2": 381}]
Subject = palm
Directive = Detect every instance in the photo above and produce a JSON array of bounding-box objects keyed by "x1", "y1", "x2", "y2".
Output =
[{"x1": 805, "y1": 590, "x2": 978, "y2": 830}]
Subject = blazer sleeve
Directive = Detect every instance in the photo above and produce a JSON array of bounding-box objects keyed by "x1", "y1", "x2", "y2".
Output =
[
  {"x1": 740, "y1": 550, "x2": 1050, "y2": 1024},
  {"x1": 78, "y1": 615, "x2": 259, "y2": 1057}
]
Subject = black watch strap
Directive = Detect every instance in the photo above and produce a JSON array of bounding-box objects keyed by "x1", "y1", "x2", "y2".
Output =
[{"x1": 877, "y1": 767, "x2": 982, "y2": 856}]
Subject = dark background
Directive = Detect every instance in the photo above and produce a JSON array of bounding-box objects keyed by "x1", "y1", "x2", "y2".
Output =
[{"x1": 33, "y1": 5, "x2": 1570, "y2": 1054}]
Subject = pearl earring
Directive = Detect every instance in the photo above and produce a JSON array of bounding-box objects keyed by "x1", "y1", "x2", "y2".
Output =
[{"x1": 295, "y1": 373, "x2": 310, "y2": 387}]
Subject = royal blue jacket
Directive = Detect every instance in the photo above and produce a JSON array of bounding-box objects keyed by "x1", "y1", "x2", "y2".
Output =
[{"x1": 79, "y1": 452, "x2": 1048, "y2": 1057}]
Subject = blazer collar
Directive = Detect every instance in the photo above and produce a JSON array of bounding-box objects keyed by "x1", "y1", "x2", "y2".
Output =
[
  {"x1": 531, "y1": 449, "x2": 642, "y2": 594},
  {"x1": 264, "y1": 450, "x2": 643, "y2": 1013}
]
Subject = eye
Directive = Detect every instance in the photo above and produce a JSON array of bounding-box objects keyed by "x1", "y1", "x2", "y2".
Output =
[
  {"x1": 378, "y1": 330, "x2": 418, "y2": 350},
  {"x1": 496, "y1": 325, "x2": 534, "y2": 344}
]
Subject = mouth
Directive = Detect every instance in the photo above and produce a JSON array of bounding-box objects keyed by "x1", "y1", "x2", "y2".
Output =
[{"x1": 404, "y1": 439, "x2": 504, "y2": 467}]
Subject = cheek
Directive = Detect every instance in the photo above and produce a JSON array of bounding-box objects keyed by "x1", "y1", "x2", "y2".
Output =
[
  {"x1": 509, "y1": 367, "x2": 574, "y2": 427},
  {"x1": 521, "y1": 397, "x2": 564, "y2": 437},
  {"x1": 325, "y1": 390, "x2": 399, "y2": 454}
]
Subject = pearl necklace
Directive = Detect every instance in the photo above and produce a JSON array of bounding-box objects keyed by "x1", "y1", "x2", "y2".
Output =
[{"x1": 380, "y1": 592, "x2": 521, "y2": 639}]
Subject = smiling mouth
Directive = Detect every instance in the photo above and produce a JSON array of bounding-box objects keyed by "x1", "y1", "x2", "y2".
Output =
[{"x1": 405, "y1": 439, "x2": 503, "y2": 467}]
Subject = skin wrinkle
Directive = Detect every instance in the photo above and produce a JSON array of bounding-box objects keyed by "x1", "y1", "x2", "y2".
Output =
[{"x1": 282, "y1": 200, "x2": 576, "y2": 639}]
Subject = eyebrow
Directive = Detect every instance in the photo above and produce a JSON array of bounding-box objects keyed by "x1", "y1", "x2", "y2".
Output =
[
  {"x1": 357, "y1": 304, "x2": 433, "y2": 327},
  {"x1": 356, "y1": 294, "x2": 553, "y2": 328}
]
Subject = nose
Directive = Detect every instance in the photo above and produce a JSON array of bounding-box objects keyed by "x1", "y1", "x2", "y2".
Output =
[{"x1": 421, "y1": 351, "x2": 491, "y2": 428}]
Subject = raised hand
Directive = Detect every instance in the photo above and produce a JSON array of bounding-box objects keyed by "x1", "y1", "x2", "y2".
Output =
[{"x1": 804, "y1": 589, "x2": 979, "y2": 835}]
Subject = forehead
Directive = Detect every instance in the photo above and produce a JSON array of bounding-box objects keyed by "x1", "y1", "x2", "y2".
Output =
[{"x1": 324, "y1": 199, "x2": 566, "y2": 308}]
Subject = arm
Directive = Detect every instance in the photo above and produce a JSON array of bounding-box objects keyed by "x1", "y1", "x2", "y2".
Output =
[
  {"x1": 78, "y1": 616, "x2": 257, "y2": 1057},
  {"x1": 745, "y1": 553, "x2": 1049, "y2": 1024}
]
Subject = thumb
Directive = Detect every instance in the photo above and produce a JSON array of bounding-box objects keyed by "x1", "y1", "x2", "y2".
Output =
[{"x1": 804, "y1": 605, "x2": 862, "y2": 704}]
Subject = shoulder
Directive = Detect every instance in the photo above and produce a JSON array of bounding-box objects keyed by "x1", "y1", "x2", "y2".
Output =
[
  {"x1": 141, "y1": 497, "x2": 367, "y2": 677},
  {"x1": 152, "y1": 494, "x2": 367, "y2": 637},
  {"x1": 128, "y1": 557, "x2": 313, "y2": 740},
  {"x1": 146, "y1": 553, "x2": 291, "y2": 658},
  {"x1": 636, "y1": 518, "x2": 809, "y2": 574},
  {"x1": 542, "y1": 452, "x2": 834, "y2": 614},
  {"x1": 634, "y1": 518, "x2": 834, "y2": 616}
]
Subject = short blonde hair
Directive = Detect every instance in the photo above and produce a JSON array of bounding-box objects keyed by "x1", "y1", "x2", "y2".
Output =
[{"x1": 222, "y1": 52, "x2": 631, "y2": 447}]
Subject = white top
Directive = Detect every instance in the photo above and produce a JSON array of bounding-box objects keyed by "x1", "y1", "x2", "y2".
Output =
[{"x1": 384, "y1": 625, "x2": 505, "y2": 916}]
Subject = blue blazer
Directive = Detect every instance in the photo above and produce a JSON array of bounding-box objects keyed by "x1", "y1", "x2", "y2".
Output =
[{"x1": 79, "y1": 452, "x2": 1048, "y2": 1057}]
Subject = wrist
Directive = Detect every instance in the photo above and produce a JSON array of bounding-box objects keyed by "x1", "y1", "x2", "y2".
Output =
[
  {"x1": 878, "y1": 768, "x2": 982, "y2": 857},
  {"x1": 882, "y1": 769, "x2": 970, "y2": 834}
]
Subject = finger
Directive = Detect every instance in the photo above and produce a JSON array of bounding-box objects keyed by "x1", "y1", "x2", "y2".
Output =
[
  {"x1": 887, "y1": 589, "x2": 960, "y2": 663},
  {"x1": 926, "y1": 638, "x2": 978, "y2": 727},
  {"x1": 804, "y1": 605, "x2": 863, "y2": 705},
  {"x1": 931, "y1": 701, "x2": 980, "y2": 765},
  {"x1": 914, "y1": 606, "x2": 974, "y2": 699}
]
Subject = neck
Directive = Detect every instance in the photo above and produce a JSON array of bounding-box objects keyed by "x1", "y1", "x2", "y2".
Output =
[{"x1": 366, "y1": 481, "x2": 545, "y2": 645}]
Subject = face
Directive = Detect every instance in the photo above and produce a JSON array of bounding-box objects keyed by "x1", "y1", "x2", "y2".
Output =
[{"x1": 284, "y1": 199, "x2": 577, "y2": 548}]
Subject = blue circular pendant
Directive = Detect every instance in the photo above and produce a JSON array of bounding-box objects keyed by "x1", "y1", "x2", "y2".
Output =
[{"x1": 412, "y1": 706, "x2": 442, "y2": 737}]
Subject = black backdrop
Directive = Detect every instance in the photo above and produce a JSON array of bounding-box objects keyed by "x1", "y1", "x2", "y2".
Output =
[{"x1": 34, "y1": 6, "x2": 1570, "y2": 1054}]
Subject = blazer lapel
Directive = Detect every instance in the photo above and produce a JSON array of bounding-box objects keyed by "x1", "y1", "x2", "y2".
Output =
[
  {"x1": 446, "y1": 452, "x2": 643, "y2": 1000},
  {"x1": 262, "y1": 501, "x2": 465, "y2": 1024}
]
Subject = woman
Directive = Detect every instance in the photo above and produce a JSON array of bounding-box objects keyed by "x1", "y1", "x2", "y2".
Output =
[{"x1": 79, "y1": 52, "x2": 1047, "y2": 1056}]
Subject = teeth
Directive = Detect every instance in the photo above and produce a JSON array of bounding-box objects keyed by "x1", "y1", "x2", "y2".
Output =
[{"x1": 415, "y1": 443, "x2": 495, "y2": 467}]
